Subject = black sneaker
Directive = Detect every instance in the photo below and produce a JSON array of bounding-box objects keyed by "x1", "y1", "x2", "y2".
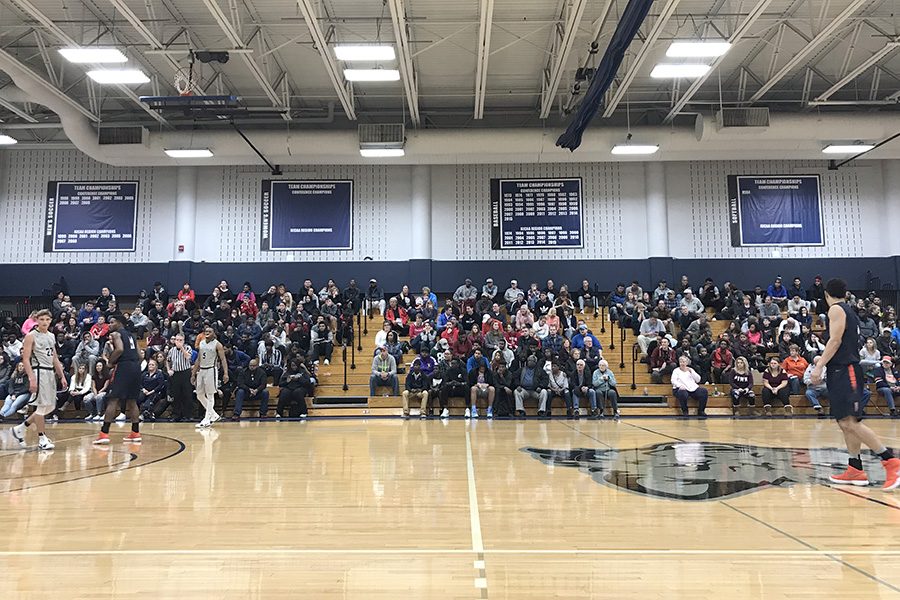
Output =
[
  {"x1": 590, "y1": 408, "x2": 599, "y2": 418},
  {"x1": 537, "y1": 410, "x2": 545, "y2": 417},
  {"x1": 573, "y1": 410, "x2": 580, "y2": 420},
  {"x1": 566, "y1": 409, "x2": 573, "y2": 419},
  {"x1": 698, "y1": 411, "x2": 708, "y2": 419}
]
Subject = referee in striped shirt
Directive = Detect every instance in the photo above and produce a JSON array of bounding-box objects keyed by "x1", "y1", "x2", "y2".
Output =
[{"x1": 167, "y1": 333, "x2": 195, "y2": 421}]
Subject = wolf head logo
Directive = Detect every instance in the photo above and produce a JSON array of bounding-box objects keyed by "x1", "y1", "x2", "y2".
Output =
[{"x1": 522, "y1": 442, "x2": 875, "y2": 501}]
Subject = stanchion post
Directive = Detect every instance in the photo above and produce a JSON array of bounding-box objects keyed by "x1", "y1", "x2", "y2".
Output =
[
  {"x1": 342, "y1": 346, "x2": 349, "y2": 391},
  {"x1": 619, "y1": 325, "x2": 626, "y2": 370},
  {"x1": 357, "y1": 309, "x2": 363, "y2": 352},
  {"x1": 631, "y1": 345, "x2": 637, "y2": 391}
]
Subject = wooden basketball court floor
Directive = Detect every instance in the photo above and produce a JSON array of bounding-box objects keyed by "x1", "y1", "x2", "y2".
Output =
[{"x1": 3, "y1": 417, "x2": 900, "y2": 599}]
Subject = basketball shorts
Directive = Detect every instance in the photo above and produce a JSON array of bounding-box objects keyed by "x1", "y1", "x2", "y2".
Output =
[
  {"x1": 108, "y1": 361, "x2": 142, "y2": 401},
  {"x1": 196, "y1": 368, "x2": 219, "y2": 396},
  {"x1": 28, "y1": 368, "x2": 58, "y2": 416},
  {"x1": 826, "y1": 363, "x2": 864, "y2": 421}
]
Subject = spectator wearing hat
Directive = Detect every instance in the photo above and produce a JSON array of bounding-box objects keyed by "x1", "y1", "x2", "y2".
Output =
[
  {"x1": 873, "y1": 356, "x2": 900, "y2": 417},
  {"x1": 679, "y1": 289, "x2": 704, "y2": 316},
  {"x1": 571, "y1": 324, "x2": 600, "y2": 350},
  {"x1": 503, "y1": 280, "x2": 521, "y2": 309},
  {"x1": 453, "y1": 278, "x2": 478, "y2": 311},
  {"x1": 482, "y1": 278, "x2": 498, "y2": 301},
  {"x1": 366, "y1": 279, "x2": 386, "y2": 316}
]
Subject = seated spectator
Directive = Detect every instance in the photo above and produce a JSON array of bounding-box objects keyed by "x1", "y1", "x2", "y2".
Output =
[
  {"x1": 411, "y1": 321, "x2": 437, "y2": 355},
  {"x1": 482, "y1": 320, "x2": 504, "y2": 352},
  {"x1": 72, "y1": 332, "x2": 100, "y2": 375},
  {"x1": 453, "y1": 278, "x2": 478, "y2": 311},
  {"x1": 873, "y1": 356, "x2": 900, "y2": 417},
  {"x1": 466, "y1": 361, "x2": 494, "y2": 418},
  {"x1": 762, "y1": 357, "x2": 793, "y2": 416},
  {"x1": 139, "y1": 359, "x2": 167, "y2": 419},
  {"x1": 729, "y1": 357, "x2": 755, "y2": 416},
  {"x1": 277, "y1": 359, "x2": 311, "y2": 418},
  {"x1": 491, "y1": 339, "x2": 515, "y2": 368},
  {"x1": 0, "y1": 353, "x2": 10, "y2": 399},
  {"x1": 77, "y1": 301, "x2": 100, "y2": 330},
  {"x1": 374, "y1": 320, "x2": 393, "y2": 349},
  {"x1": 571, "y1": 324, "x2": 600, "y2": 350},
  {"x1": 370, "y1": 346, "x2": 399, "y2": 396},
  {"x1": 671, "y1": 355, "x2": 708, "y2": 417},
  {"x1": 786, "y1": 295, "x2": 809, "y2": 319},
  {"x1": 412, "y1": 350, "x2": 435, "y2": 377},
  {"x1": 491, "y1": 361, "x2": 515, "y2": 417},
  {"x1": 437, "y1": 356, "x2": 467, "y2": 418},
  {"x1": 781, "y1": 344, "x2": 808, "y2": 394},
  {"x1": 365, "y1": 279, "x2": 386, "y2": 315},
  {"x1": 592, "y1": 360, "x2": 619, "y2": 418},
  {"x1": 58, "y1": 363, "x2": 92, "y2": 416},
  {"x1": 0, "y1": 361, "x2": 29, "y2": 419},
  {"x1": 679, "y1": 289, "x2": 704, "y2": 316},
  {"x1": 699, "y1": 278, "x2": 721, "y2": 312},
  {"x1": 259, "y1": 339, "x2": 285, "y2": 383},
  {"x1": 533, "y1": 316, "x2": 549, "y2": 340},
  {"x1": 309, "y1": 322, "x2": 335, "y2": 365},
  {"x1": 711, "y1": 340, "x2": 734, "y2": 388},
  {"x1": 695, "y1": 345, "x2": 712, "y2": 383},
  {"x1": 466, "y1": 348, "x2": 490, "y2": 373},
  {"x1": 581, "y1": 336, "x2": 602, "y2": 371},
  {"x1": 767, "y1": 276, "x2": 788, "y2": 306},
  {"x1": 235, "y1": 282, "x2": 255, "y2": 306},
  {"x1": 649, "y1": 338, "x2": 677, "y2": 384},
  {"x1": 804, "y1": 331, "x2": 826, "y2": 362},
  {"x1": 859, "y1": 337, "x2": 881, "y2": 374},
  {"x1": 177, "y1": 283, "x2": 197, "y2": 312},
  {"x1": 576, "y1": 280, "x2": 596, "y2": 314},
  {"x1": 758, "y1": 296, "x2": 782, "y2": 325},
  {"x1": 514, "y1": 355, "x2": 549, "y2": 418},
  {"x1": 570, "y1": 359, "x2": 597, "y2": 417},
  {"x1": 229, "y1": 357, "x2": 268, "y2": 420},
  {"x1": 83, "y1": 361, "x2": 109, "y2": 421},
  {"x1": 543, "y1": 324, "x2": 565, "y2": 355},
  {"x1": 803, "y1": 356, "x2": 828, "y2": 416},
  {"x1": 385, "y1": 297, "x2": 410, "y2": 335},
  {"x1": 402, "y1": 360, "x2": 431, "y2": 419},
  {"x1": 559, "y1": 307, "x2": 578, "y2": 339},
  {"x1": 546, "y1": 361, "x2": 569, "y2": 418},
  {"x1": 481, "y1": 278, "x2": 498, "y2": 302},
  {"x1": 607, "y1": 284, "x2": 627, "y2": 322}
]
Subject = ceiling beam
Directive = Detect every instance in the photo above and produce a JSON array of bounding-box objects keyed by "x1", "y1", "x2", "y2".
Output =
[
  {"x1": 663, "y1": 0, "x2": 774, "y2": 123},
  {"x1": 6, "y1": 0, "x2": 169, "y2": 125},
  {"x1": 201, "y1": 0, "x2": 288, "y2": 120},
  {"x1": 0, "y1": 97, "x2": 38, "y2": 122},
  {"x1": 539, "y1": 0, "x2": 588, "y2": 119},
  {"x1": 474, "y1": 0, "x2": 494, "y2": 119},
  {"x1": 0, "y1": 47, "x2": 98, "y2": 121},
  {"x1": 295, "y1": 0, "x2": 355, "y2": 120},
  {"x1": 387, "y1": 0, "x2": 421, "y2": 127},
  {"x1": 746, "y1": 0, "x2": 868, "y2": 103},
  {"x1": 814, "y1": 42, "x2": 900, "y2": 102},
  {"x1": 601, "y1": 0, "x2": 682, "y2": 118}
]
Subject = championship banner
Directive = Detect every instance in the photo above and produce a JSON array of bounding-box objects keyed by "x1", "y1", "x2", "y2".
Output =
[
  {"x1": 44, "y1": 181, "x2": 138, "y2": 252},
  {"x1": 261, "y1": 180, "x2": 353, "y2": 251},
  {"x1": 728, "y1": 175, "x2": 824, "y2": 247},
  {"x1": 490, "y1": 177, "x2": 583, "y2": 250}
]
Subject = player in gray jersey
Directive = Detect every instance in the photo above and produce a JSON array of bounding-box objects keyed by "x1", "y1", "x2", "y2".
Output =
[
  {"x1": 192, "y1": 325, "x2": 229, "y2": 427},
  {"x1": 11, "y1": 310, "x2": 67, "y2": 450}
]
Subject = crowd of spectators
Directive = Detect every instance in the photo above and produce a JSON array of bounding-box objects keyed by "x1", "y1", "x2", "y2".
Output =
[{"x1": 0, "y1": 273, "x2": 897, "y2": 422}]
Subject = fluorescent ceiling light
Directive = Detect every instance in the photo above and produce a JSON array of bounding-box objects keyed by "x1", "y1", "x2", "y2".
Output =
[
  {"x1": 666, "y1": 41, "x2": 731, "y2": 58},
  {"x1": 334, "y1": 45, "x2": 396, "y2": 61},
  {"x1": 822, "y1": 144, "x2": 875, "y2": 154},
  {"x1": 86, "y1": 69, "x2": 150, "y2": 84},
  {"x1": 611, "y1": 144, "x2": 659, "y2": 155},
  {"x1": 59, "y1": 47, "x2": 127, "y2": 63},
  {"x1": 344, "y1": 69, "x2": 400, "y2": 82},
  {"x1": 360, "y1": 148, "x2": 405, "y2": 158},
  {"x1": 650, "y1": 63, "x2": 712, "y2": 78},
  {"x1": 0, "y1": 134, "x2": 18, "y2": 145},
  {"x1": 164, "y1": 148, "x2": 214, "y2": 158}
]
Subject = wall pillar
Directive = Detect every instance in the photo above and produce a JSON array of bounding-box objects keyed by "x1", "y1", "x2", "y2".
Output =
[
  {"x1": 173, "y1": 166, "x2": 198, "y2": 261},
  {"x1": 645, "y1": 161, "x2": 669, "y2": 257},
  {"x1": 410, "y1": 164, "x2": 432, "y2": 259},
  {"x1": 882, "y1": 160, "x2": 900, "y2": 257}
]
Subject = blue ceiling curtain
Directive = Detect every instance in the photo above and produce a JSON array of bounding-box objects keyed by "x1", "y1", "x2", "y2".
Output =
[{"x1": 556, "y1": 0, "x2": 655, "y2": 151}]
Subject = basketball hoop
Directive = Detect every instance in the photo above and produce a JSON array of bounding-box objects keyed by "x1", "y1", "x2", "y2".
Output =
[{"x1": 174, "y1": 68, "x2": 197, "y2": 97}]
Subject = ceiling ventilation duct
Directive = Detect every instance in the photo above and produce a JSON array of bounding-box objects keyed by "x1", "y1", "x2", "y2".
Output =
[{"x1": 715, "y1": 107, "x2": 770, "y2": 129}]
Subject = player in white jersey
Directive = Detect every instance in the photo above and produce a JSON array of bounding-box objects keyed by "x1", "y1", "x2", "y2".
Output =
[
  {"x1": 11, "y1": 310, "x2": 67, "y2": 450},
  {"x1": 192, "y1": 325, "x2": 229, "y2": 428}
]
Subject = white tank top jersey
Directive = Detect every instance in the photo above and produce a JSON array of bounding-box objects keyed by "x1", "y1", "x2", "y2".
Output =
[
  {"x1": 199, "y1": 338, "x2": 220, "y2": 369},
  {"x1": 30, "y1": 330, "x2": 56, "y2": 369}
]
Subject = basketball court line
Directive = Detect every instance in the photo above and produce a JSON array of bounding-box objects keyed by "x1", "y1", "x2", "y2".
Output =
[
  {"x1": 3, "y1": 548, "x2": 900, "y2": 557},
  {"x1": 465, "y1": 425, "x2": 488, "y2": 598}
]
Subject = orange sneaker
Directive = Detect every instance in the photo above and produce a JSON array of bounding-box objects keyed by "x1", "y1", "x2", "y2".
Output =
[
  {"x1": 882, "y1": 458, "x2": 900, "y2": 491},
  {"x1": 93, "y1": 432, "x2": 110, "y2": 445},
  {"x1": 829, "y1": 466, "x2": 869, "y2": 486},
  {"x1": 123, "y1": 431, "x2": 142, "y2": 444}
]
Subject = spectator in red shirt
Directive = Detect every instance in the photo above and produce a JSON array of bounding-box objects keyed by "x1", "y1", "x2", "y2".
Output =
[
  {"x1": 384, "y1": 297, "x2": 409, "y2": 335},
  {"x1": 177, "y1": 283, "x2": 196, "y2": 311},
  {"x1": 650, "y1": 337, "x2": 677, "y2": 384},
  {"x1": 711, "y1": 339, "x2": 734, "y2": 387}
]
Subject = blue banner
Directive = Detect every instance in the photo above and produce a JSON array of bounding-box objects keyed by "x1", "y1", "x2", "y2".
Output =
[
  {"x1": 44, "y1": 181, "x2": 138, "y2": 252},
  {"x1": 490, "y1": 178, "x2": 583, "y2": 249},
  {"x1": 728, "y1": 175, "x2": 824, "y2": 247},
  {"x1": 261, "y1": 180, "x2": 353, "y2": 251}
]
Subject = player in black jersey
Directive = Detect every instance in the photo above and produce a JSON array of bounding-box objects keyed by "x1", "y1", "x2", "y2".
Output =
[
  {"x1": 812, "y1": 278, "x2": 900, "y2": 490},
  {"x1": 93, "y1": 315, "x2": 143, "y2": 445}
]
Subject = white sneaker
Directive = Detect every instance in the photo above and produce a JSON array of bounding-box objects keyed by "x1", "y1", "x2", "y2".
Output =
[
  {"x1": 116, "y1": 413, "x2": 127, "y2": 421},
  {"x1": 471, "y1": 407, "x2": 479, "y2": 418},
  {"x1": 93, "y1": 415, "x2": 104, "y2": 422},
  {"x1": 48, "y1": 415, "x2": 58, "y2": 422},
  {"x1": 11, "y1": 423, "x2": 26, "y2": 445},
  {"x1": 195, "y1": 419, "x2": 209, "y2": 428},
  {"x1": 324, "y1": 359, "x2": 330, "y2": 366},
  {"x1": 440, "y1": 408, "x2": 450, "y2": 419},
  {"x1": 464, "y1": 408, "x2": 471, "y2": 419},
  {"x1": 84, "y1": 415, "x2": 93, "y2": 421},
  {"x1": 38, "y1": 435, "x2": 55, "y2": 450}
]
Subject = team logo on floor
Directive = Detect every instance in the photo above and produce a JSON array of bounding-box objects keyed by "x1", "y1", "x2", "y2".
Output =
[{"x1": 522, "y1": 442, "x2": 879, "y2": 501}]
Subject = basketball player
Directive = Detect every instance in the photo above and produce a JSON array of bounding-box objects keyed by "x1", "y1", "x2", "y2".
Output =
[
  {"x1": 93, "y1": 315, "x2": 142, "y2": 445},
  {"x1": 812, "y1": 278, "x2": 900, "y2": 490},
  {"x1": 10, "y1": 310, "x2": 67, "y2": 450},
  {"x1": 192, "y1": 326, "x2": 229, "y2": 428}
]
